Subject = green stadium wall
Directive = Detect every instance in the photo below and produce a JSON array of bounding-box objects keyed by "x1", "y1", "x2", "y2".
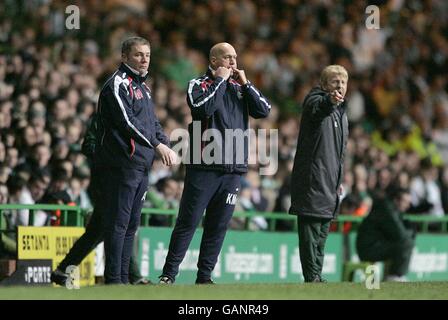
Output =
[{"x1": 137, "y1": 228, "x2": 448, "y2": 283}]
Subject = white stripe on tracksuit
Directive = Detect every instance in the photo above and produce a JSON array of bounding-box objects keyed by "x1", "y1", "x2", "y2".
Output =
[
  {"x1": 188, "y1": 77, "x2": 226, "y2": 108},
  {"x1": 113, "y1": 74, "x2": 152, "y2": 147},
  {"x1": 249, "y1": 85, "x2": 271, "y2": 109}
]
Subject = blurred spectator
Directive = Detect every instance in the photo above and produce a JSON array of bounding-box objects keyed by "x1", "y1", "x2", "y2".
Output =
[
  {"x1": 356, "y1": 188, "x2": 415, "y2": 282},
  {"x1": 0, "y1": 183, "x2": 16, "y2": 258},
  {"x1": 440, "y1": 166, "x2": 448, "y2": 214},
  {"x1": 0, "y1": 166, "x2": 11, "y2": 184},
  {"x1": 409, "y1": 158, "x2": 444, "y2": 217},
  {"x1": 333, "y1": 193, "x2": 363, "y2": 234},
  {"x1": 235, "y1": 173, "x2": 269, "y2": 232},
  {"x1": 6, "y1": 174, "x2": 48, "y2": 226},
  {"x1": 146, "y1": 177, "x2": 180, "y2": 227},
  {"x1": 272, "y1": 175, "x2": 294, "y2": 231},
  {"x1": 67, "y1": 176, "x2": 92, "y2": 210}
]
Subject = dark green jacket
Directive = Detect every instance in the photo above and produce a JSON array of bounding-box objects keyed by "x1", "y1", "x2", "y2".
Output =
[
  {"x1": 356, "y1": 197, "x2": 414, "y2": 250},
  {"x1": 289, "y1": 86, "x2": 349, "y2": 219},
  {"x1": 81, "y1": 113, "x2": 101, "y2": 159}
]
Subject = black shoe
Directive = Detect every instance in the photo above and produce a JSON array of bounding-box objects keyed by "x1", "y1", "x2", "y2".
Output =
[
  {"x1": 195, "y1": 278, "x2": 215, "y2": 285},
  {"x1": 50, "y1": 269, "x2": 69, "y2": 286},
  {"x1": 132, "y1": 277, "x2": 153, "y2": 285},
  {"x1": 158, "y1": 275, "x2": 174, "y2": 284},
  {"x1": 318, "y1": 277, "x2": 328, "y2": 283},
  {"x1": 305, "y1": 275, "x2": 326, "y2": 283},
  {"x1": 311, "y1": 275, "x2": 327, "y2": 283}
]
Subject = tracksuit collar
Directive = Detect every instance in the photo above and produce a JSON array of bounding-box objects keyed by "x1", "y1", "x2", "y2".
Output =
[
  {"x1": 206, "y1": 66, "x2": 216, "y2": 79},
  {"x1": 120, "y1": 63, "x2": 149, "y2": 83}
]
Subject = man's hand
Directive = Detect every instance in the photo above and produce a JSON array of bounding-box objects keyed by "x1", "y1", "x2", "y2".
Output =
[
  {"x1": 213, "y1": 66, "x2": 232, "y2": 80},
  {"x1": 330, "y1": 90, "x2": 344, "y2": 105},
  {"x1": 155, "y1": 143, "x2": 177, "y2": 166},
  {"x1": 338, "y1": 184, "x2": 345, "y2": 197},
  {"x1": 231, "y1": 67, "x2": 248, "y2": 85}
]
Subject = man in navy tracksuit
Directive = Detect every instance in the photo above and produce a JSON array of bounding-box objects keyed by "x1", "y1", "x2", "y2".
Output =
[
  {"x1": 159, "y1": 42, "x2": 271, "y2": 284},
  {"x1": 96, "y1": 37, "x2": 176, "y2": 284}
]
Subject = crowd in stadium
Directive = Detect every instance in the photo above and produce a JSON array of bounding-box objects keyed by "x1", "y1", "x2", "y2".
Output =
[{"x1": 1, "y1": 0, "x2": 448, "y2": 245}]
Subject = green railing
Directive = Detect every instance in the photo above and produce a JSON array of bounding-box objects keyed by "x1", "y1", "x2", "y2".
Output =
[
  {"x1": 0, "y1": 204, "x2": 85, "y2": 230},
  {"x1": 1, "y1": 204, "x2": 447, "y2": 233},
  {"x1": 333, "y1": 214, "x2": 448, "y2": 233},
  {"x1": 139, "y1": 208, "x2": 299, "y2": 231}
]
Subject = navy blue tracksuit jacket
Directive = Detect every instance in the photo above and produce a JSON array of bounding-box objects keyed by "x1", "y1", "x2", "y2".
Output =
[
  {"x1": 97, "y1": 63, "x2": 169, "y2": 169},
  {"x1": 96, "y1": 63, "x2": 169, "y2": 284},
  {"x1": 186, "y1": 68, "x2": 271, "y2": 173},
  {"x1": 161, "y1": 68, "x2": 271, "y2": 282}
]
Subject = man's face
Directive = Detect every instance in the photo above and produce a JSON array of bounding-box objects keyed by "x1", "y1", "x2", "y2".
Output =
[
  {"x1": 323, "y1": 74, "x2": 348, "y2": 98},
  {"x1": 211, "y1": 45, "x2": 237, "y2": 70},
  {"x1": 30, "y1": 180, "x2": 47, "y2": 201},
  {"x1": 123, "y1": 44, "x2": 150, "y2": 75},
  {"x1": 396, "y1": 193, "x2": 412, "y2": 212}
]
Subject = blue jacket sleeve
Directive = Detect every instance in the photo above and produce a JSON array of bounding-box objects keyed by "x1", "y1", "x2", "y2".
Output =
[
  {"x1": 186, "y1": 77, "x2": 227, "y2": 119},
  {"x1": 152, "y1": 117, "x2": 170, "y2": 147},
  {"x1": 242, "y1": 82, "x2": 271, "y2": 119},
  {"x1": 102, "y1": 81, "x2": 153, "y2": 148}
]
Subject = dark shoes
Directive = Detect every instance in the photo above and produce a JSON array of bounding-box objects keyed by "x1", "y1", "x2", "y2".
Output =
[
  {"x1": 317, "y1": 276, "x2": 328, "y2": 283},
  {"x1": 158, "y1": 275, "x2": 214, "y2": 284},
  {"x1": 50, "y1": 268, "x2": 69, "y2": 286},
  {"x1": 305, "y1": 275, "x2": 327, "y2": 283},
  {"x1": 195, "y1": 278, "x2": 215, "y2": 285}
]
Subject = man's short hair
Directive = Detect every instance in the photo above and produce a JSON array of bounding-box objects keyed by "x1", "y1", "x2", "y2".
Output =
[
  {"x1": 389, "y1": 187, "x2": 410, "y2": 201},
  {"x1": 121, "y1": 37, "x2": 150, "y2": 56},
  {"x1": 320, "y1": 65, "x2": 348, "y2": 87}
]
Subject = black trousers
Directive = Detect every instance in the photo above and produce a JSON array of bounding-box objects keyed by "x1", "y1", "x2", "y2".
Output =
[
  {"x1": 57, "y1": 168, "x2": 143, "y2": 283},
  {"x1": 297, "y1": 215, "x2": 332, "y2": 282},
  {"x1": 100, "y1": 166, "x2": 149, "y2": 284},
  {"x1": 357, "y1": 238, "x2": 414, "y2": 277},
  {"x1": 162, "y1": 168, "x2": 241, "y2": 282}
]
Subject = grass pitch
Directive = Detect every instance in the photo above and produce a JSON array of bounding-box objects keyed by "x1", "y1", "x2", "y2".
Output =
[{"x1": 0, "y1": 282, "x2": 447, "y2": 300}]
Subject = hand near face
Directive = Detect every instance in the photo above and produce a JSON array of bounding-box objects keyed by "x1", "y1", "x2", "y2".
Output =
[
  {"x1": 213, "y1": 67, "x2": 232, "y2": 80},
  {"x1": 330, "y1": 90, "x2": 345, "y2": 105},
  {"x1": 230, "y1": 67, "x2": 248, "y2": 85},
  {"x1": 325, "y1": 74, "x2": 347, "y2": 105}
]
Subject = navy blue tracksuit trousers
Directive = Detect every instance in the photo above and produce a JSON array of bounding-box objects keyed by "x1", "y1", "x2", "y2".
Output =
[
  {"x1": 101, "y1": 166, "x2": 149, "y2": 284},
  {"x1": 162, "y1": 168, "x2": 241, "y2": 282}
]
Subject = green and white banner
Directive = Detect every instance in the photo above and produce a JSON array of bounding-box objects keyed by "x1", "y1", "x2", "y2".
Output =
[
  {"x1": 348, "y1": 233, "x2": 448, "y2": 281},
  {"x1": 137, "y1": 227, "x2": 343, "y2": 283}
]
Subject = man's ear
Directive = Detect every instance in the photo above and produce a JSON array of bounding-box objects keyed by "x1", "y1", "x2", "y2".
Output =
[
  {"x1": 122, "y1": 53, "x2": 127, "y2": 62},
  {"x1": 210, "y1": 56, "x2": 217, "y2": 67}
]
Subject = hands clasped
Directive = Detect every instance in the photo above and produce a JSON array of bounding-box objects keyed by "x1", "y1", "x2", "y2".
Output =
[{"x1": 155, "y1": 143, "x2": 178, "y2": 166}]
